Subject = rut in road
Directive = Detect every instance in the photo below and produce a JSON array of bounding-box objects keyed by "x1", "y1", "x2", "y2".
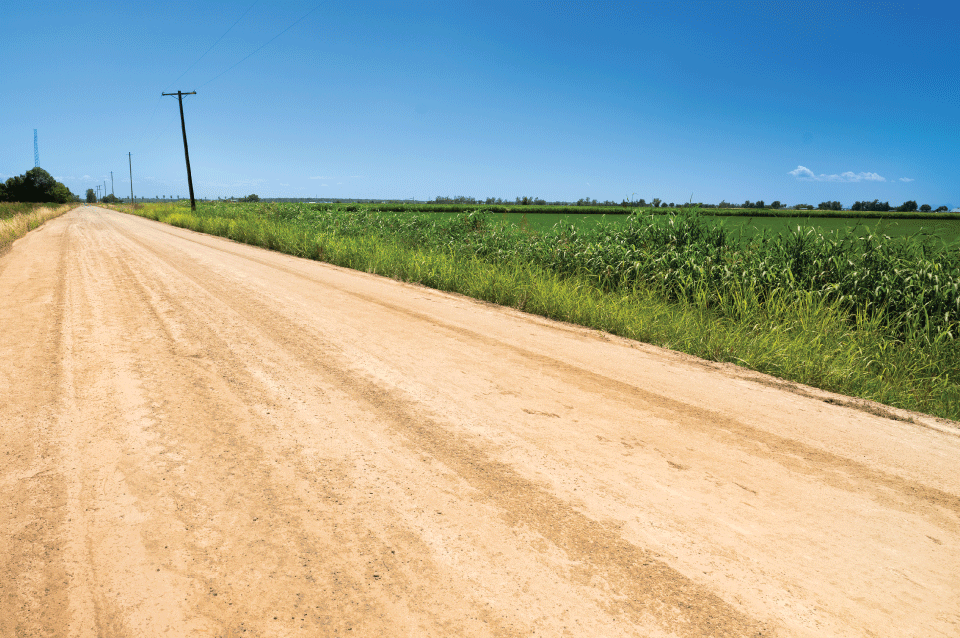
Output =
[{"x1": 1, "y1": 207, "x2": 958, "y2": 637}]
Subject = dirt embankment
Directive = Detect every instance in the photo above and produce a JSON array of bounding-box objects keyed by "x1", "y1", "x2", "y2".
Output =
[{"x1": 2, "y1": 206, "x2": 958, "y2": 637}]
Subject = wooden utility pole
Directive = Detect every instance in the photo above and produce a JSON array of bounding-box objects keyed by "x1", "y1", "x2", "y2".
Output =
[
  {"x1": 129, "y1": 152, "x2": 134, "y2": 203},
  {"x1": 162, "y1": 91, "x2": 198, "y2": 211}
]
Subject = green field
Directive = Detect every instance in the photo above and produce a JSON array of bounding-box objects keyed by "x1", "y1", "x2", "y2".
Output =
[
  {"x1": 362, "y1": 209, "x2": 960, "y2": 246},
  {"x1": 483, "y1": 211, "x2": 960, "y2": 246},
  {"x1": 696, "y1": 215, "x2": 960, "y2": 247}
]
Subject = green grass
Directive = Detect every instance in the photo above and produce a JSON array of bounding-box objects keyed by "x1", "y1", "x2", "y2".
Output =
[{"x1": 118, "y1": 201, "x2": 960, "y2": 422}]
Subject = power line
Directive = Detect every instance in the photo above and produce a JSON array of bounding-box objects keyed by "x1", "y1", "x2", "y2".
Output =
[
  {"x1": 162, "y1": 91, "x2": 198, "y2": 211},
  {"x1": 134, "y1": 95, "x2": 165, "y2": 150},
  {"x1": 133, "y1": 1, "x2": 257, "y2": 152},
  {"x1": 163, "y1": 0, "x2": 260, "y2": 92},
  {"x1": 197, "y1": 1, "x2": 325, "y2": 89}
]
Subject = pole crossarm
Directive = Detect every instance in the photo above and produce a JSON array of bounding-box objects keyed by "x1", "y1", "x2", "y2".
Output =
[{"x1": 162, "y1": 91, "x2": 198, "y2": 210}]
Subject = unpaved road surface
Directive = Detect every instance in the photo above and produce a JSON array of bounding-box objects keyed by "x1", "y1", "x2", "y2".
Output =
[{"x1": 2, "y1": 206, "x2": 959, "y2": 637}]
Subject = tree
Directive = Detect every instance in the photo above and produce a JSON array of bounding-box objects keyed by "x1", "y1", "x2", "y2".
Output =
[
  {"x1": 818, "y1": 201, "x2": 842, "y2": 211},
  {"x1": 86, "y1": 188, "x2": 96, "y2": 203},
  {"x1": 651, "y1": 198, "x2": 662, "y2": 208},
  {"x1": 239, "y1": 193, "x2": 260, "y2": 202},
  {"x1": 896, "y1": 200, "x2": 918, "y2": 212},
  {"x1": 935, "y1": 206, "x2": 948, "y2": 212},
  {"x1": 2, "y1": 167, "x2": 74, "y2": 204},
  {"x1": 101, "y1": 193, "x2": 120, "y2": 203},
  {"x1": 770, "y1": 201, "x2": 781, "y2": 209},
  {"x1": 852, "y1": 199, "x2": 890, "y2": 212},
  {"x1": 920, "y1": 204, "x2": 931, "y2": 212}
]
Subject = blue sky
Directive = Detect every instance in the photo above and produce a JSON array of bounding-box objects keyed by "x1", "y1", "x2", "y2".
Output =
[{"x1": 1, "y1": 1, "x2": 957, "y2": 208}]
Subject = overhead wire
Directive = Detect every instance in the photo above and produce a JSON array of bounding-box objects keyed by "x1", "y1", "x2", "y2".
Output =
[
  {"x1": 132, "y1": 1, "x2": 259, "y2": 152},
  {"x1": 134, "y1": 94, "x2": 165, "y2": 149},
  {"x1": 196, "y1": 1, "x2": 325, "y2": 89},
  {"x1": 163, "y1": 0, "x2": 260, "y2": 92},
  {"x1": 129, "y1": 0, "x2": 324, "y2": 200}
]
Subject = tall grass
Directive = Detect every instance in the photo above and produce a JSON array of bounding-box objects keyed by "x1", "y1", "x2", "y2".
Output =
[
  {"x1": 119, "y1": 201, "x2": 960, "y2": 421},
  {"x1": 0, "y1": 202, "x2": 78, "y2": 252}
]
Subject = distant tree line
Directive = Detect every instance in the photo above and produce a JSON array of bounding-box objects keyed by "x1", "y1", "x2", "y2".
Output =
[{"x1": 0, "y1": 167, "x2": 76, "y2": 203}]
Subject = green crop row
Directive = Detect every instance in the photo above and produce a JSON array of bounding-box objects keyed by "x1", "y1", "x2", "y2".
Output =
[{"x1": 119, "y1": 201, "x2": 960, "y2": 421}]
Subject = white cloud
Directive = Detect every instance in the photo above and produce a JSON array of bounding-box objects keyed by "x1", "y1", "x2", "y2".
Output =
[
  {"x1": 789, "y1": 166, "x2": 886, "y2": 182},
  {"x1": 899, "y1": 177, "x2": 914, "y2": 182},
  {"x1": 310, "y1": 176, "x2": 331, "y2": 180}
]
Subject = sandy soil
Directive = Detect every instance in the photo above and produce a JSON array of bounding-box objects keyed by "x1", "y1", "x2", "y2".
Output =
[{"x1": 2, "y1": 206, "x2": 958, "y2": 637}]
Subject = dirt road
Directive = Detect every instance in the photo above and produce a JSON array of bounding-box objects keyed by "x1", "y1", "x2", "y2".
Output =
[{"x1": 2, "y1": 206, "x2": 958, "y2": 637}]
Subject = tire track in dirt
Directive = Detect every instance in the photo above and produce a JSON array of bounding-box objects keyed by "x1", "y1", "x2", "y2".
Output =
[{"x1": 107, "y1": 209, "x2": 768, "y2": 637}]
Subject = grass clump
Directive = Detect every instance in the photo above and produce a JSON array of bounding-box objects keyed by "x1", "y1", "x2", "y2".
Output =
[
  {"x1": 118, "y1": 201, "x2": 960, "y2": 421},
  {"x1": 0, "y1": 202, "x2": 79, "y2": 252}
]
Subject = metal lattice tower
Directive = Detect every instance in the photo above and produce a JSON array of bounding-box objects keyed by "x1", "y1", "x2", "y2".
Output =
[{"x1": 34, "y1": 129, "x2": 39, "y2": 167}]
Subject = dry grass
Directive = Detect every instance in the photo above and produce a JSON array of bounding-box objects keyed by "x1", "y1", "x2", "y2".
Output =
[{"x1": 0, "y1": 203, "x2": 78, "y2": 253}]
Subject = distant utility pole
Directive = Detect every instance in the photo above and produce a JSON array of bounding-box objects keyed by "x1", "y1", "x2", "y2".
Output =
[
  {"x1": 110, "y1": 171, "x2": 114, "y2": 196},
  {"x1": 96, "y1": 185, "x2": 101, "y2": 200},
  {"x1": 128, "y1": 153, "x2": 134, "y2": 203},
  {"x1": 162, "y1": 90, "x2": 198, "y2": 210},
  {"x1": 33, "y1": 129, "x2": 39, "y2": 167}
]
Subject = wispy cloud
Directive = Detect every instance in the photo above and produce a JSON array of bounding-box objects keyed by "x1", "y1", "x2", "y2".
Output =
[
  {"x1": 789, "y1": 166, "x2": 886, "y2": 182},
  {"x1": 899, "y1": 177, "x2": 914, "y2": 182},
  {"x1": 310, "y1": 175, "x2": 362, "y2": 180}
]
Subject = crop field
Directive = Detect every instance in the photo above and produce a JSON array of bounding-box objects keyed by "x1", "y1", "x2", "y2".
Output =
[
  {"x1": 483, "y1": 211, "x2": 960, "y2": 245},
  {"x1": 122, "y1": 201, "x2": 960, "y2": 420},
  {"x1": 340, "y1": 208, "x2": 960, "y2": 245},
  {"x1": 704, "y1": 215, "x2": 960, "y2": 247}
]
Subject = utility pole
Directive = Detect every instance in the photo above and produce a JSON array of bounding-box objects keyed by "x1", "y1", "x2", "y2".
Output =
[
  {"x1": 162, "y1": 90, "x2": 197, "y2": 210},
  {"x1": 111, "y1": 171, "x2": 114, "y2": 196},
  {"x1": 96, "y1": 185, "x2": 101, "y2": 200},
  {"x1": 129, "y1": 153, "x2": 134, "y2": 203}
]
